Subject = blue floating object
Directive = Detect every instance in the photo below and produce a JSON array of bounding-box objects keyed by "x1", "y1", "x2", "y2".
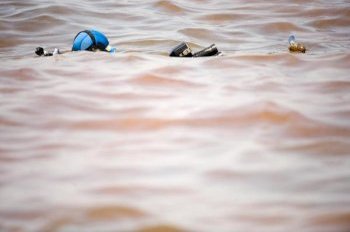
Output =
[{"x1": 72, "y1": 30, "x2": 116, "y2": 52}]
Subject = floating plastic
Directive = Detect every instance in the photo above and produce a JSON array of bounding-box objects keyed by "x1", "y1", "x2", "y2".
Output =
[{"x1": 288, "y1": 35, "x2": 306, "y2": 53}]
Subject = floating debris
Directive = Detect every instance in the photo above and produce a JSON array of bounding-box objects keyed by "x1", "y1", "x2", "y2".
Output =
[{"x1": 288, "y1": 35, "x2": 306, "y2": 53}]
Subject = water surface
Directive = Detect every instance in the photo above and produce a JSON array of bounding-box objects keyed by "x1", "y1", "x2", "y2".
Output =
[{"x1": 1, "y1": 0, "x2": 350, "y2": 231}]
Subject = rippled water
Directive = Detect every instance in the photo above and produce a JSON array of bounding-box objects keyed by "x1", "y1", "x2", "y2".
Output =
[{"x1": 1, "y1": 0, "x2": 350, "y2": 231}]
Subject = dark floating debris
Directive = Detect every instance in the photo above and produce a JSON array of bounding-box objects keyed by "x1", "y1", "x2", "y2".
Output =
[
  {"x1": 288, "y1": 35, "x2": 306, "y2": 53},
  {"x1": 169, "y1": 42, "x2": 220, "y2": 57},
  {"x1": 35, "y1": 47, "x2": 60, "y2": 56}
]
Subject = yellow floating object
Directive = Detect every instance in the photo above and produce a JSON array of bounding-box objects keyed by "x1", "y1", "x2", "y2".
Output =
[{"x1": 288, "y1": 35, "x2": 306, "y2": 53}]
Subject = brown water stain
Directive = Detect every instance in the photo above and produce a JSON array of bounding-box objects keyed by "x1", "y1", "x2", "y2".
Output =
[
  {"x1": 205, "y1": 169, "x2": 248, "y2": 179},
  {"x1": 259, "y1": 22, "x2": 308, "y2": 33},
  {"x1": 129, "y1": 73, "x2": 202, "y2": 88},
  {"x1": 0, "y1": 37, "x2": 23, "y2": 49},
  {"x1": 236, "y1": 214, "x2": 291, "y2": 225},
  {"x1": 65, "y1": 101, "x2": 309, "y2": 131},
  {"x1": 178, "y1": 28, "x2": 217, "y2": 40},
  {"x1": 0, "y1": 210, "x2": 47, "y2": 220},
  {"x1": 93, "y1": 185, "x2": 192, "y2": 196},
  {"x1": 0, "y1": 118, "x2": 23, "y2": 127},
  {"x1": 137, "y1": 224, "x2": 187, "y2": 232},
  {"x1": 1, "y1": 68, "x2": 40, "y2": 81},
  {"x1": 85, "y1": 205, "x2": 147, "y2": 220},
  {"x1": 234, "y1": 53, "x2": 303, "y2": 66},
  {"x1": 42, "y1": 217, "x2": 75, "y2": 232},
  {"x1": 154, "y1": 0, "x2": 185, "y2": 14},
  {"x1": 308, "y1": 17, "x2": 350, "y2": 29},
  {"x1": 7, "y1": 15, "x2": 66, "y2": 32},
  {"x1": 310, "y1": 212, "x2": 350, "y2": 228},
  {"x1": 297, "y1": 7, "x2": 350, "y2": 18},
  {"x1": 69, "y1": 118, "x2": 174, "y2": 131},
  {"x1": 287, "y1": 122, "x2": 350, "y2": 139},
  {"x1": 197, "y1": 13, "x2": 251, "y2": 23}
]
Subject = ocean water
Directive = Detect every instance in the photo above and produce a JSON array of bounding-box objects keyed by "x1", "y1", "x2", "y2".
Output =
[{"x1": 1, "y1": 0, "x2": 350, "y2": 231}]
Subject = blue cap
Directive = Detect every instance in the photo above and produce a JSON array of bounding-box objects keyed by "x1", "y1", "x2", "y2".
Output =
[{"x1": 72, "y1": 30, "x2": 116, "y2": 52}]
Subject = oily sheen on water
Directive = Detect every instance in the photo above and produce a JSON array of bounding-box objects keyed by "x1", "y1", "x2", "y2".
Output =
[{"x1": 0, "y1": 0, "x2": 350, "y2": 231}]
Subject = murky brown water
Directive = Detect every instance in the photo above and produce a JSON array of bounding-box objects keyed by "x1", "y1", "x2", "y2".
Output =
[{"x1": 1, "y1": 0, "x2": 350, "y2": 231}]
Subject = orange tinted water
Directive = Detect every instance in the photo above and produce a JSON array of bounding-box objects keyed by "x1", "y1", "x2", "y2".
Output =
[{"x1": 1, "y1": 0, "x2": 350, "y2": 231}]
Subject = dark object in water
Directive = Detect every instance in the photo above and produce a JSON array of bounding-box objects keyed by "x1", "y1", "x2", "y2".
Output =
[
  {"x1": 288, "y1": 35, "x2": 306, "y2": 53},
  {"x1": 35, "y1": 47, "x2": 60, "y2": 56},
  {"x1": 35, "y1": 47, "x2": 52, "y2": 56},
  {"x1": 169, "y1": 42, "x2": 193, "y2": 57},
  {"x1": 169, "y1": 42, "x2": 220, "y2": 57},
  {"x1": 193, "y1": 44, "x2": 219, "y2": 57}
]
